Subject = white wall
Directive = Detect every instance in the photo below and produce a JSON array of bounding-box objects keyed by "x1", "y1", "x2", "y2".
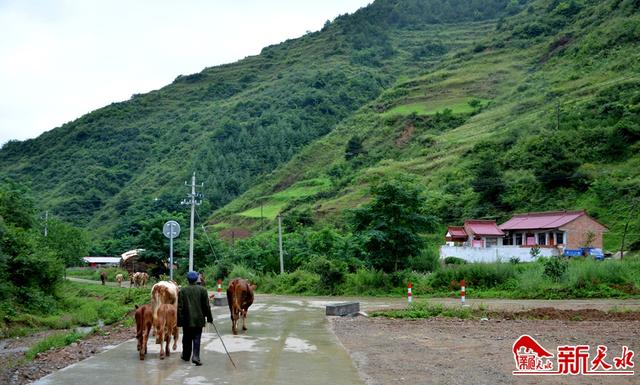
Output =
[{"x1": 439, "y1": 245, "x2": 560, "y2": 263}]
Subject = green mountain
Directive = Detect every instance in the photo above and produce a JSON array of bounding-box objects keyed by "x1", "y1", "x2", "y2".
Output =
[{"x1": 1, "y1": 0, "x2": 639, "y2": 252}]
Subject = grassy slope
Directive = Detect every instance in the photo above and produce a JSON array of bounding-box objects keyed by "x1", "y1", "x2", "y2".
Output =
[{"x1": 211, "y1": 0, "x2": 640, "y2": 252}]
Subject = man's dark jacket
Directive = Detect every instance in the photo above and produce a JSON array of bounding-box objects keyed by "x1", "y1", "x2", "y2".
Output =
[{"x1": 177, "y1": 283, "x2": 213, "y2": 328}]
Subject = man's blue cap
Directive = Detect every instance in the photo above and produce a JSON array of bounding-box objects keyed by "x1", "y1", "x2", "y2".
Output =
[{"x1": 187, "y1": 271, "x2": 198, "y2": 283}]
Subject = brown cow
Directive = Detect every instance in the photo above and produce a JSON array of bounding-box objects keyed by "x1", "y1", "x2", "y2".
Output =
[
  {"x1": 155, "y1": 303, "x2": 178, "y2": 359},
  {"x1": 100, "y1": 271, "x2": 107, "y2": 285},
  {"x1": 227, "y1": 278, "x2": 256, "y2": 334},
  {"x1": 134, "y1": 304, "x2": 153, "y2": 360}
]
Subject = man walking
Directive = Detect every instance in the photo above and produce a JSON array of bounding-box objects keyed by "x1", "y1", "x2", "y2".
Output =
[{"x1": 178, "y1": 271, "x2": 213, "y2": 366}]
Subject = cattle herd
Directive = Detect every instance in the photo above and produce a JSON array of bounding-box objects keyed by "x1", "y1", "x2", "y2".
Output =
[{"x1": 131, "y1": 275, "x2": 255, "y2": 361}]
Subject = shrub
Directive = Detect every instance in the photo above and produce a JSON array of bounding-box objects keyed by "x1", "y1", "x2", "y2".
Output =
[
  {"x1": 542, "y1": 257, "x2": 568, "y2": 282},
  {"x1": 342, "y1": 268, "x2": 391, "y2": 295},
  {"x1": 408, "y1": 249, "x2": 440, "y2": 272},
  {"x1": 429, "y1": 262, "x2": 519, "y2": 290},
  {"x1": 227, "y1": 264, "x2": 257, "y2": 283},
  {"x1": 303, "y1": 256, "x2": 347, "y2": 295},
  {"x1": 568, "y1": 259, "x2": 630, "y2": 289},
  {"x1": 444, "y1": 256, "x2": 467, "y2": 265}
]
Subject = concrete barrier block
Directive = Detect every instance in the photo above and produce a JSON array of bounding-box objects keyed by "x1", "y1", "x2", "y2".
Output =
[
  {"x1": 326, "y1": 302, "x2": 360, "y2": 316},
  {"x1": 213, "y1": 296, "x2": 228, "y2": 306}
]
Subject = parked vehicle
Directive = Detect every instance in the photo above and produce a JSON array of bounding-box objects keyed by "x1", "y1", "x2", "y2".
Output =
[{"x1": 563, "y1": 247, "x2": 605, "y2": 260}]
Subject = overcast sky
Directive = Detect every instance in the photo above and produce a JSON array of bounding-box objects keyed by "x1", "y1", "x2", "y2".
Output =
[{"x1": 0, "y1": 0, "x2": 371, "y2": 146}]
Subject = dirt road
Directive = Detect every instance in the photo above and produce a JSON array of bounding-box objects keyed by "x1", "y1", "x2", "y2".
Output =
[{"x1": 329, "y1": 299, "x2": 640, "y2": 385}]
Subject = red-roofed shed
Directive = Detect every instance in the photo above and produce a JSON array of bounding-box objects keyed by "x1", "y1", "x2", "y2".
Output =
[{"x1": 445, "y1": 226, "x2": 467, "y2": 245}]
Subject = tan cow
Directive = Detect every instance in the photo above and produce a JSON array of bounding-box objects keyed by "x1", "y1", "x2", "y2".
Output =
[
  {"x1": 155, "y1": 303, "x2": 178, "y2": 359},
  {"x1": 227, "y1": 278, "x2": 256, "y2": 334},
  {"x1": 134, "y1": 304, "x2": 153, "y2": 360},
  {"x1": 151, "y1": 280, "x2": 179, "y2": 354},
  {"x1": 133, "y1": 272, "x2": 149, "y2": 288},
  {"x1": 115, "y1": 273, "x2": 124, "y2": 287}
]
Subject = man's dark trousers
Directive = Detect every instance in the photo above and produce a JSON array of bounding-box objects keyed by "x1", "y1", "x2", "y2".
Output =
[{"x1": 182, "y1": 326, "x2": 203, "y2": 361}]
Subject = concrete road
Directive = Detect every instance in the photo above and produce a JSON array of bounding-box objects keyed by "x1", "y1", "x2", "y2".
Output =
[{"x1": 32, "y1": 296, "x2": 365, "y2": 385}]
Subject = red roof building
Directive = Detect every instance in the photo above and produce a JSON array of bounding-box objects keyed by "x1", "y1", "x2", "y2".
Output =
[
  {"x1": 445, "y1": 226, "x2": 467, "y2": 244},
  {"x1": 445, "y1": 220, "x2": 504, "y2": 248},
  {"x1": 499, "y1": 210, "x2": 607, "y2": 249}
]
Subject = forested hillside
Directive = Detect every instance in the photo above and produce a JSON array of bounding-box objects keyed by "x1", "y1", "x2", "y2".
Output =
[
  {"x1": 1, "y1": 0, "x2": 639, "y2": 258},
  {"x1": 212, "y1": 0, "x2": 640, "y2": 253}
]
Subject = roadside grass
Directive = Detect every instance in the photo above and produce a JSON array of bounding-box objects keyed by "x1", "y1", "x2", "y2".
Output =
[
  {"x1": 66, "y1": 267, "x2": 130, "y2": 282},
  {"x1": 371, "y1": 301, "x2": 640, "y2": 321},
  {"x1": 372, "y1": 302, "x2": 473, "y2": 319},
  {"x1": 1, "y1": 281, "x2": 149, "y2": 338},
  {"x1": 25, "y1": 331, "x2": 84, "y2": 360}
]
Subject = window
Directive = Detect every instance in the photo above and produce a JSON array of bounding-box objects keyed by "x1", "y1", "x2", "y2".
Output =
[
  {"x1": 515, "y1": 233, "x2": 523, "y2": 246},
  {"x1": 538, "y1": 233, "x2": 546, "y2": 245},
  {"x1": 503, "y1": 234, "x2": 513, "y2": 246},
  {"x1": 556, "y1": 232, "x2": 564, "y2": 244}
]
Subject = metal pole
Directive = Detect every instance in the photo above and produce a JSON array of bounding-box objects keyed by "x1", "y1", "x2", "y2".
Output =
[
  {"x1": 210, "y1": 320, "x2": 237, "y2": 368},
  {"x1": 189, "y1": 172, "x2": 195, "y2": 272},
  {"x1": 169, "y1": 223, "x2": 174, "y2": 281},
  {"x1": 278, "y1": 214, "x2": 284, "y2": 274}
]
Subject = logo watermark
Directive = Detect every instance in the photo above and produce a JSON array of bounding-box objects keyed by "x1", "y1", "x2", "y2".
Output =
[{"x1": 512, "y1": 335, "x2": 635, "y2": 376}]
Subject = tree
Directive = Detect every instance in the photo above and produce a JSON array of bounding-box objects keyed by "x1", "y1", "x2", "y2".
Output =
[
  {"x1": 43, "y1": 219, "x2": 89, "y2": 267},
  {"x1": 345, "y1": 135, "x2": 364, "y2": 160},
  {"x1": 351, "y1": 175, "x2": 437, "y2": 272}
]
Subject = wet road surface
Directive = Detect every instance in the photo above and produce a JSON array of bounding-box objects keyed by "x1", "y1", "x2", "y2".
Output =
[{"x1": 32, "y1": 296, "x2": 365, "y2": 385}]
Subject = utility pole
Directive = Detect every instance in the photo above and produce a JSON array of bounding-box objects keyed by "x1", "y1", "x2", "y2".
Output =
[
  {"x1": 620, "y1": 197, "x2": 639, "y2": 260},
  {"x1": 278, "y1": 214, "x2": 284, "y2": 274},
  {"x1": 181, "y1": 172, "x2": 203, "y2": 272},
  {"x1": 44, "y1": 210, "x2": 48, "y2": 237}
]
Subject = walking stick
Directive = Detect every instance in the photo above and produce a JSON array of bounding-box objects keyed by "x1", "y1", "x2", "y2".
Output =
[{"x1": 210, "y1": 320, "x2": 237, "y2": 369}]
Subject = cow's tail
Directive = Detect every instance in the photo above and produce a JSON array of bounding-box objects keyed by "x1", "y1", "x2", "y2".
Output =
[{"x1": 152, "y1": 290, "x2": 160, "y2": 320}]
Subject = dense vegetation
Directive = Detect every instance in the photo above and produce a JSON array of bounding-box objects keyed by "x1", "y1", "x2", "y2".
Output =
[{"x1": 0, "y1": 0, "x2": 639, "y2": 311}]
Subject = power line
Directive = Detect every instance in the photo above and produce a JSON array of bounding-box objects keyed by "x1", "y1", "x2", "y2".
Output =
[{"x1": 194, "y1": 208, "x2": 220, "y2": 262}]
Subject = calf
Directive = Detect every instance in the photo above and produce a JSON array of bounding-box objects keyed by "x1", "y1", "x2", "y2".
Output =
[
  {"x1": 100, "y1": 271, "x2": 107, "y2": 285},
  {"x1": 134, "y1": 304, "x2": 153, "y2": 360},
  {"x1": 155, "y1": 303, "x2": 178, "y2": 359},
  {"x1": 227, "y1": 278, "x2": 256, "y2": 334},
  {"x1": 115, "y1": 273, "x2": 124, "y2": 287}
]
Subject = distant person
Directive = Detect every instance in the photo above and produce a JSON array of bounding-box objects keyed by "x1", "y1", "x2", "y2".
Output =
[
  {"x1": 197, "y1": 272, "x2": 206, "y2": 287},
  {"x1": 177, "y1": 271, "x2": 213, "y2": 366}
]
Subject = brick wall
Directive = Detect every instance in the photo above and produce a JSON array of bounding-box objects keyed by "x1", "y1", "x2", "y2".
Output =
[{"x1": 561, "y1": 215, "x2": 607, "y2": 249}]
